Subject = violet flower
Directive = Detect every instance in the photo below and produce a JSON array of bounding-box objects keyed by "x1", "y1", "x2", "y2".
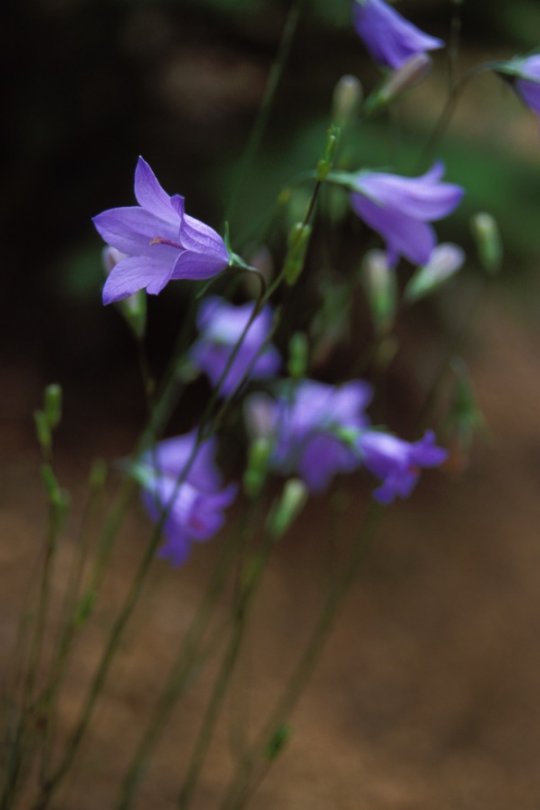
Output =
[
  {"x1": 350, "y1": 162, "x2": 464, "y2": 266},
  {"x1": 93, "y1": 157, "x2": 229, "y2": 305},
  {"x1": 497, "y1": 55, "x2": 540, "y2": 116},
  {"x1": 190, "y1": 297, "x2": 281, "y2": 397},
  {"x1": 140, "y1": 431, "x2": 236, "y2": 566},
  {"x1": 357, "y1": 429, "x2": 447, "y2": 504},
  {"x1": 245, "y1": 379, "x2": 373, "y2": 493},
  {"x1": 352, "y1": 0, "x2": 443, "y2": 70}
]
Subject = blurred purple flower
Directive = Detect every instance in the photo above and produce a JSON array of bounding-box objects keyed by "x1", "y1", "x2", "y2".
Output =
[
  {"x1": 245, "y1": 379, "x2": 373, "y2": 493},
  {"x1": 350, "y1": 162, "x2": 464, "y2": 266},
  {"x1": 352, "y1": 0, "x2": 443, "y2": 69},
  {"x1": 190, "y1": 297, "x2": 281, "y2": 397},
  {"x1": 93, "y1": 157, "x2": 229, "y2": 305},
  {"x1": 358, "y1": 429, "x2": 447, "y2": 504},
  {"x1": 503, "y1": 55, "x2": 540, "y2": 115},
  {"x1": 141, "y1": 431, "x2": 236, "y2": 566}
]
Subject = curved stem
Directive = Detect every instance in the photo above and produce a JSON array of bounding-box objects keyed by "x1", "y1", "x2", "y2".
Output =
[
  {"x1": 225, "y1": 0, "x2": 305, "y2": 226},
  {"x1": 219, "y1": 503, "x2": 381, "y2": 810}
]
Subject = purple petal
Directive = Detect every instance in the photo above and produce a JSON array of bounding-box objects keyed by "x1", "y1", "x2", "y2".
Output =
[
  {"x1": 134, "y1": 156, "x2": 179, "y2": 224},
  {"x1": 102, "y1": 255, "x2": 176, "y2": 304},
  {"x1": 353, "y1": 0, "x2": 443, "y2": 69},
  {"x1": 181, "y1": 214, "x2": 230, "y2": 262},
  {"x1": 516, "y1": 78, "x2": 540, "y2": 115},
  {"x1": 170, "y1": 248, "x2": 228, "y2": 281},
  {"x1": 351, "y1": 193, "x2": 436, "y2": 265},
  {"x1": 356, "y1": 165, "x2": 464, "y2": 221},
  {"x1": 93, "y1": 206, "x2": 179, "y2": 258}
]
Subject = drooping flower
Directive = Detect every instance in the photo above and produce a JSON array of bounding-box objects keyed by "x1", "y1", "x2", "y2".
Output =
[
  {"x1": 93, "y1": 157, "x2": 229, "y2": 305},
  {"x1": 190, "y1": 297, "x2": 281, "y2": 397},
  {"x1": 245, "y1": 379, "x2": 373, "y2": 493},
  {"x1": 140, "y1": 431, "x2": 236, "y2": 566},
  {"x1": 350, "y1": 162, "x2": 464, "y2": 266},
  {"x1": 495, "y1": 54, "x2": 540, "y2": 116},
  {"x1": 357, "y1": 429, "x2": 447, "y2": 504},
  {"x1": 352, "y1": 0, "x2": 443, "y2": 70}
]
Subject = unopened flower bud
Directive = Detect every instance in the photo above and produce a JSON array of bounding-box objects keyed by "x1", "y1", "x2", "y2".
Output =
[
  {"x1": 44, "y1": 383, "x2": 62, "y2": 429},
  {"x1": 316, "y1": 125, "x2": 340, "y2": 181},
  {"x1": 332, "y1": 75, "x2": 363, "y2": 127},
  {"x1": 267, "y1": 478, "x2": 308, "y2": 538},
  {"x1": 470, "y1": 212, "x2": 502, "y2": 274},
  {"x1": 283, "y1": 222, "x2": 312, "y2": 286},
  {"x1": 404, "y1": 243, "x2": 464, "y2": 303},
  {"x1": 288, "y1": 332, "x2": 309, "y2": 379},
  {"x1": 243, "y1": 437, "x2": 272, "y2": 498},
  {"x1": 361, "y1": 249, "x2": 397, "y2": 334},
  {"x1": 365, "y1": 53, "x2": 432, "y2": 114}
]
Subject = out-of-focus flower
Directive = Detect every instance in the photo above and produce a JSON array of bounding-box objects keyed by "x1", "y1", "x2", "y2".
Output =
[
  {"x1": 495, "y1": 54, "x2": 540, "y2": 116},
  {"x1": 190, "y1": 296, "x2": 281, "y2": 397},
  {"x1": 350, "y1": 162, "x2": 464, "y2": 266},
  {"x1": 140, "y1": 431, "x2": 236, "y2": 566},
  {"x1": 245, "y1": 380, "x2": 372, "y2": 493},
  {"x1": 404, "y1": 242, "x2": 465, "y2": 303},
  {"x1": 357, "y1": 429, "x2": 447, "y2": 504},
  {"x1": 93, "y1": 157, "x2": 229, "y2": 304},
  {"x1": 352, "y1": 0, "x2": 443, "y2": 70}
]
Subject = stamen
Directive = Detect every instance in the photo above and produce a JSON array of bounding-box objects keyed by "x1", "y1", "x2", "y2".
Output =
[{"x1": 149, "y1": 236, "x2": 182, "y2": 249}]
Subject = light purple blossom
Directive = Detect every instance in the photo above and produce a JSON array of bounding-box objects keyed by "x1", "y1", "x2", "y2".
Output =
[
  {"x1": 190, "y1": 297, "x2": 281, "y2": 397},
  {"x1": 141, "y1": 431, "x2": 236, "y2": 566},
  {"x1": 93, "y1": 157, "x2": 229, "y2": 305},
  {"x1": 350, "y1": 162, "x2": 464, "y2": 266},
  {"x1": 245, "y1": 379, "x2": 373, "y2": 493},
  {"x1": 357, "y1": 429, "x2": 447, "y2": 504},
  {"x1": 352, "y1": 0, "x2": 443, "y2": 70},
  {"x1": 507, "y1": 55, "x2": 540, "y2": 116}
]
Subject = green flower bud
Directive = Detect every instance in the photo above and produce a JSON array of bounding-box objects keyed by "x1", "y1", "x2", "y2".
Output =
[
  {"x1": 287, "y1": 332, "x2": 309, "y2": 379},
  {"x1": 332, "y1": 75, "x2": 363, "y2": 127},
  {"x1": 361, "y1": 249, "x2": 396, "y2": 334},
  {"x1": 266, "y1": 479, "x2": 308, "y2": 538},
  {"x1": 470, "y1": 212, "x2": 502, "y2": 274},
  {"x1": 284, "y1": 223, "x2": 312, "y2": 286}
]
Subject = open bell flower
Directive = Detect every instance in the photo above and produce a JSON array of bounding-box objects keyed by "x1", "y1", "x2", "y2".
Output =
[
  {"x1": 245, "y1": 379, "x2": 373, "y2": 493},
  {"x1": 352, "y1": 0, "x2": 443, "y2": 70},
  {"x1": 495, "y1": 54, "x2": 540, "y2": 116},
  {"x1": 357, "y1": 429, "x2": 447, "y2": 504},
  {"x1": 140, "y1": 431, "x2": 236, "y2": 566},
  {"x1": 93, "y1": 157, "x2": 229, "y2": 305},
  {"x1": 350, "y1": 162, "x2": 464, "y2": 266},
  {"x1": 190, "y1": 296, "x2": 281, "y2": 397}
]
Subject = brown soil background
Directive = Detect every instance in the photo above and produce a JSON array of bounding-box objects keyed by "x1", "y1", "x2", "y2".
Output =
[{"x1": 3, "y1": 294, "x2": 540, "y2": 809}]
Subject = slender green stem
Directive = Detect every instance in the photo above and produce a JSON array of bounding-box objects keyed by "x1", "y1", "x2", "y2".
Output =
[
  {"x1": 115, "y1": 516, "x2": 248, "y2": 810},
  {"x1": 225, "y1": 0, "x2": 305, "y2": 225},
  {"x1": 416, "y1": 62, "x2": 497, "y2": 172},
  {"x1": 219, "y1": 503, "x2": 381, "y2": 810},
  {"x1": 177, "y1": 518, "x2": 277, "y2": 810}
]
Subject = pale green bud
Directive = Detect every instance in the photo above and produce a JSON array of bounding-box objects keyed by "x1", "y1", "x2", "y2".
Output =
[
  {"x1": 404, "y1": 243, "x2": 464, "y2": 303},
  {"x1": 266, "y1": 479, "x2": 308, "y2": 538},
  {"x1": 283, "y1": 223, "x2": 312, "y2": 286},
  {"x1": 243, "y1": 438, "x2": 272, "y2": 499},
  {"x1": 287, "y1": 332, "x2": 309, "y2": 379},
  {"x1": 361, "y1": 249, "x2": 396, "y2": 334},
  {"x1": 470, "y1": 213, "x2": 502, "y2": 274},
  {"x1": 365, "y1": 54, "x2": 432, "y2": 115},
  {"x1": 332, "y1": 75, "x2": 363, "y2": 127},
  {"x1": 44, "y1": 383, "x2": 62, "y2": 429}
]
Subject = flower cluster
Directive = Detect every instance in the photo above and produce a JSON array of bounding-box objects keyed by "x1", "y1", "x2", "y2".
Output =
[
  {"x1": 190, "y1": 297, "x2": 281, "y2": 397},
  {"x1": 139, "y1": 431, "x2": 236, "y2": 566},
  {"x1": 246, "y1": 380, "x2": 447, "y2": 504}
]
